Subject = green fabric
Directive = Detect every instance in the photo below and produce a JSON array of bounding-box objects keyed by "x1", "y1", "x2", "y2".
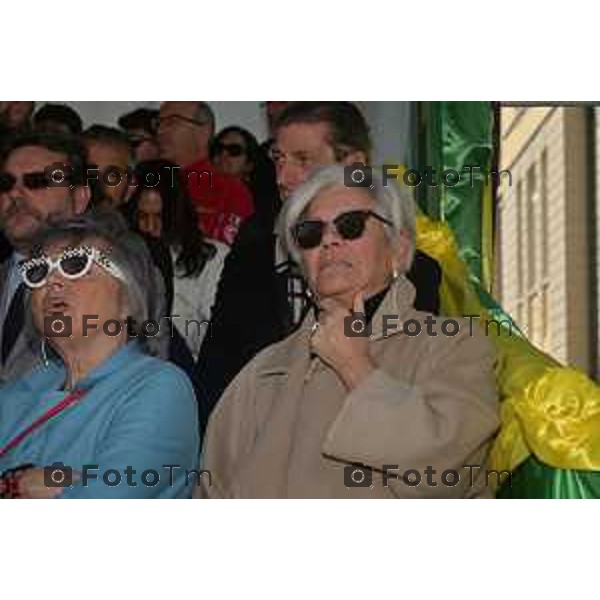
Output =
[
  {"x1": 418, "y1": 101, "x2": 495, "y2": 287},
  {"x1": 416, "y1": 102, "x2": 600, "y2": 498},
  {"x1": 416, "y1": 102, "x2": 444, "y2": 220},
  {"x1": 498, "y1": 455, "x2": 600, "y2": 499},
  {"x1": 475, "y1": 283, "x2": 525, "y2": 338}
]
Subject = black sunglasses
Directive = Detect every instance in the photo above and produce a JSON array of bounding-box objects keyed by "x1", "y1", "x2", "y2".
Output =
[
  {"x1": 214, "y1": 142, "x2": 246, "y2": 158},
  {"x1": 0, "y1": 171, "x2": 52, "y2": 194},
  {"x1": 292, "y1": 209, "x2": 393, "y2": 250}
]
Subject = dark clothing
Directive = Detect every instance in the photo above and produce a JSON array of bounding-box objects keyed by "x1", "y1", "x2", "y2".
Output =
[
  {"x1": 141, "y1": 235, "x2": 195, "y2": 375},
  {"x1": 1, "y1": 282, "x2": 25, "y2": 366},
  {"x1": 193, "y1": 220, "x2": 285, "y2": 433},
  {"x1": 143, "y1": 235, "x2": 175, "y2": 315},
  {"x1": 246, "y1": 152, "x2": 281, "y2": 233},
  {"x1": 408, "y1": 250, "x2": 442, "y2": 315},
  {"x1": 194, "y1": 219, "x2": 442, "y2": 437},
  {"x1": 0, "y1": 233, "x2": 11, "y2": 264}
]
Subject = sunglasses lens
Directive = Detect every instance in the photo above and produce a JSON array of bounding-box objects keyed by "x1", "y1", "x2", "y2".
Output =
[
  {"x1": 294, "y1": 221, "x2": 324, "y2": 250},
  {"x1": 0, "y1": 172, "x2": 16, "y2": 194},
  {"x1": 335, "y1": 211, "x2": 369, "y2": 240},
  {"x1": 61, "y1": 254, "x2": 90, "y2": 277},
  {"x1": 216, "y1": 143, "x2": 245, "y2": 157},
  {"x1": 24, "y1": 262, "x2": 49, "y2": 286},
  {"x1": 22, "y1": 172, "x2": 50, "y2": 190}
]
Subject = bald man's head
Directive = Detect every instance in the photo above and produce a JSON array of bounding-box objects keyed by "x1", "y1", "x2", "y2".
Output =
[{"x1": 158, "y1": 101, "x2": 215, "y2": 166}]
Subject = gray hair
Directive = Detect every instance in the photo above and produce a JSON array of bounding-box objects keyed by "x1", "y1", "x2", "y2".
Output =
[
  {"x1": 280, "y1": 165, "x2": 416, "y2": 272},
  {"x1": 26, "y1": 210, "x2": 168, "y2": 356}
]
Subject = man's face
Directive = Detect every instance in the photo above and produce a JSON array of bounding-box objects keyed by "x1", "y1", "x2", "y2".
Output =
[
  {"x1": 0, "y1": 146, "x2": 86, "y2": 250},
  {"x1": 86, "y1": 141, "x2": 131, "y2": 208},
  {"x1": 126, "y1": 128, "x2": 160, "y2": 163},
  {"x1": 158, "y1": 101, "x2": 210, "y2": 166},
  {"x1": 273, "y1": 122, "x2": 366, "y2": 200},
  {"x1": 273, "y1": 123, "x2": 338, "y2": 200}
]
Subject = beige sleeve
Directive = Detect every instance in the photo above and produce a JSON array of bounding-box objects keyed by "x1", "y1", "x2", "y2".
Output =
[
  {"x1": 322, "y1": 327, "x2": 500, "y2": 498},
  {"x1": 194, "y1": 360, "x2": 258, "y2": 499}
]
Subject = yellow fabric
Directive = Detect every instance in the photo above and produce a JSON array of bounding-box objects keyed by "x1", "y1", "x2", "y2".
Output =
[
  {"x1": 480, "y1": 182, "x2": 494, "y2": 294},
  {"x1": 415, "y1": 214, "x2": 600, "y2": 473}
]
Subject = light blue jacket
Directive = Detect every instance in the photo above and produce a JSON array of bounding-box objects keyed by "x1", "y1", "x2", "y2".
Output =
[{"x1": 0, "y1": 343, "x2": 200, "y2": 498}]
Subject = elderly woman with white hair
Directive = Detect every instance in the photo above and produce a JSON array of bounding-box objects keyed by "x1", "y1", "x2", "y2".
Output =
[
  {"x1": 0, "y1": 213, "x2": 199, "y2": 499},
  {"x1": 198, "y1": 166, "x2": 499, "y2": 499}
]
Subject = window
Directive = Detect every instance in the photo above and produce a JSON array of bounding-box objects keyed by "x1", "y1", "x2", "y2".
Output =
[
  {"x1": 540, "y1": 150, "x2": 549, "y2": 280},
  {"x1": 516, "y1": 180, "x2": 524, "y2": 297},
  {"x1": 526, "y1": 164, "x2": 538, "y2": 289}
]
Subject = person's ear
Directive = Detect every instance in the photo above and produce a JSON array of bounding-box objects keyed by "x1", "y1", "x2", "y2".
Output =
[
  {"x1": 73, "y1": 185, "x2": 91, "y2": 215},
  {"x1": 343, "y1": 150, "x2": 368, "y2": 166}
]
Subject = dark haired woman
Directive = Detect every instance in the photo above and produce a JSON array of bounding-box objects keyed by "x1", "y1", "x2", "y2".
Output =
[
  {"x1": 211, "y1": 126, "x2": 281, "y2": 229},
  {"x1": 129, "y1": 160, "x2": 229, "y2": 359}
]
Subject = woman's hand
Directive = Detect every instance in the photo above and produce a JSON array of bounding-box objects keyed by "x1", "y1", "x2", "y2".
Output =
[
  {"x1": 3, "y1": 468, "x2": 76, "y2": 499},
  {"x1": 310, "y1": 293, "x2": 376, "y2": 391}
]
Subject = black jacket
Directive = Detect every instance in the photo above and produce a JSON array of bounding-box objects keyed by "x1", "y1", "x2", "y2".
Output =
[{"x1": 0, "y1": 232, "x2": 11, "y2": 264}]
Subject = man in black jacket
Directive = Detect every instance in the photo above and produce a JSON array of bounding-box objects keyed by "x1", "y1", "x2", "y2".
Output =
[
  {"x1": 0, "y1": 132, "x2": 91, "y2": 382},
  {"x1": 194, "y1": 102, "x2": 441, "y2": 435}
]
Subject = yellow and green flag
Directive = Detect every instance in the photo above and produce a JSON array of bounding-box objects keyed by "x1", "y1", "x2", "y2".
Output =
[{"x1": 416, "y1": 101, "x2": 600, "y2": 498}]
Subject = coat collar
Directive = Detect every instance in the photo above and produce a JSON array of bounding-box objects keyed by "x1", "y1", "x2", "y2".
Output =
[
  {"x1": 256, "y1": 275, "x2": 418, "y2": 378},
  {"x1": 301, "y1": 274, "x2": 417, "y2": 339},
  {"x1": 24, "y1": 341, "x2": 147, "y2": 392}
]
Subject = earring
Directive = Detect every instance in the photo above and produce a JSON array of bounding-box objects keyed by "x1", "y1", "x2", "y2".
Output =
[{"x1": 41, "y1": 338, "x2": 49, "y2": 368}]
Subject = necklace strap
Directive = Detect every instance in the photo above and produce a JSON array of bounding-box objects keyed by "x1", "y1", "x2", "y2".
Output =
[{"x1": 0, "y1": 389, "x2": 88, "y2": 459}]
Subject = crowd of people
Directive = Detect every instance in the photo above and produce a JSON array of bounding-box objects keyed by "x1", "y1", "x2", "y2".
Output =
[{"x1": 0, "y1": 100, "x2": 500, "y2": 499}]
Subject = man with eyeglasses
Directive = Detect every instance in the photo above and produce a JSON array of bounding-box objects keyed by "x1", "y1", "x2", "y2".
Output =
[
  {"x1": 194, "y1": 101, "x2": 442, "y2": 436},
  {"x1": 0, "y1": 132, "x2": 91, "y2": 382},
  {"x1": 157, "y1": 101, "x2": 254, "y2": 246}
]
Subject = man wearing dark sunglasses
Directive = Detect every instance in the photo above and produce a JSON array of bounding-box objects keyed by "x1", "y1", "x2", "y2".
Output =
[
  {"x1": 157, "y1": 101, "x2": 253, "y2": 246},
  {"x1": 0, "y1": 132, "x2": 90, "y2": 382},
  {"x1": 194, "y1": 101, "x2": 442, "y2": 437}
]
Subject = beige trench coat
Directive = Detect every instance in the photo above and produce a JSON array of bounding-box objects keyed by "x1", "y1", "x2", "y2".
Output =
[{"x1": 197, "y1": 276, "x2": 500, "y2": 499}]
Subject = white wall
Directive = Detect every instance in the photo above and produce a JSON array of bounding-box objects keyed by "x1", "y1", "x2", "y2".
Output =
[{"x1": 359, "y1": 101, "x2": 414, "y2": 167}]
